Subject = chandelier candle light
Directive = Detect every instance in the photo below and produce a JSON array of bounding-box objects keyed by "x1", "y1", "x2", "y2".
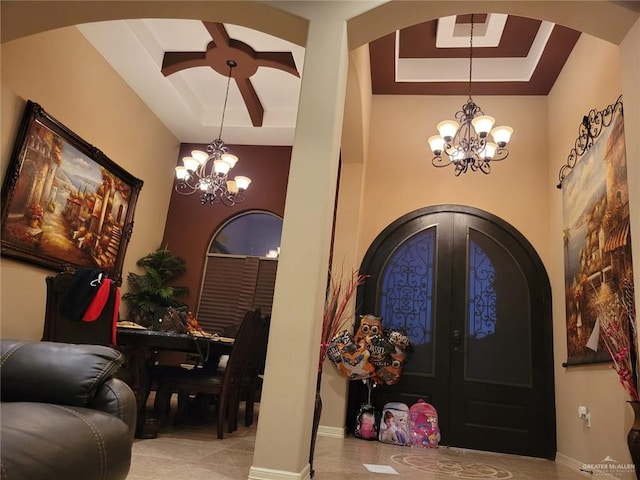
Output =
[
  {"x1": 428, "y1": 14, "x2": 513, "y2": 176},
  {"x1": 174, "y1": 60, "x2": 251, "y2": 205}
]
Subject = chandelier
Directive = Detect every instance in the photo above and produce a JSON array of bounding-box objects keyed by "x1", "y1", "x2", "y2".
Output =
[
  {"x1": 428, "y1": 14, "x2": 513, "y2": 176},
  {"x1": 174, "y1": 60, "x2": 251, "y2": 205}
]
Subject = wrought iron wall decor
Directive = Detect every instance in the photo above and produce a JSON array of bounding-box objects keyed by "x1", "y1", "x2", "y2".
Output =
[{"x1": 556, "y1": 95, "x2": 623, "y2": 189}]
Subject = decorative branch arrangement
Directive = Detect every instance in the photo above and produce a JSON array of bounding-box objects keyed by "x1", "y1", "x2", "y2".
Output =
[
  {"x1": 594, "y1": 279, "x2": 638, "y2": 401},
  {"x1": 319, "y1": 268, "x2": 369, "y2": 372}
]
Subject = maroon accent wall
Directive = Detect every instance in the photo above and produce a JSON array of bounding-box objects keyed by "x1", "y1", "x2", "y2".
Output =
[{"x1": 162, "y1": 143, "x2": 291, "y2": 311}]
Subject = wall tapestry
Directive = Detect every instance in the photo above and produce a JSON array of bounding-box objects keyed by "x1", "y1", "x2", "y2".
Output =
[
  {"x1": 560, "y1": 96, "x2": 636, "y2": 365},
  {"x1": 0, "y1": 100, "x2": 143, "y2": 282}
]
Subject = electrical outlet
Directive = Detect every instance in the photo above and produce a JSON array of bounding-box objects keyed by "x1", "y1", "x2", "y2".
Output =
[{"x1": 578, "y1": 406, "x2": 591, "y2": 428}]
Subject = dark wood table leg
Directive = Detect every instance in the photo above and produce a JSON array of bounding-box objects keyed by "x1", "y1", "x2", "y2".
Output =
[{"x1": 118, "y1": 346, "x2": 160, "y2": 439}]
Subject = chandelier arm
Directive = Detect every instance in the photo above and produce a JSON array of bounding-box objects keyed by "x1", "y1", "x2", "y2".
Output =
[
  {"x1": 175, "y1": 182, "x2": 199, "y2": 195},
  {"x1": 477, "y1": 160, "x2": 491, "y2": 174},
  {"x1": 490, "y1": 147, "x2": 509, "y2": 162},
  {"x1": 454, "y1": 162, "x2": 467, "y2": 176},
  {"x1": 220, "y1": 192, "x2": 237, "y2": 207},
  {"x1": 432, "y1": 155, "x2": 454, "y2": 168},
  {"x1": 220, "y1": 189, "x2": 246, "y2": 207}
]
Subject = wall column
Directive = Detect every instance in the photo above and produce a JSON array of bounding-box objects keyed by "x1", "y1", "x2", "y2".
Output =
[{"x1": 249, "y1": 6, "x2": 350, "y2": 480}]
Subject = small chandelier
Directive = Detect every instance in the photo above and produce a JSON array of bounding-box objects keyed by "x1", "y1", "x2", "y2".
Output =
[
  {"x1": 428, "y1": 14, "x2": 513, "y2": 176},
  {"x1": 174, "y1": 60, "x2": 251, "y2": 205}
]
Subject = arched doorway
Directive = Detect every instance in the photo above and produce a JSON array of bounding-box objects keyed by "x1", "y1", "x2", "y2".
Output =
[{"x1": 349, "y1": 205, "x2": 555, "y2": 459}]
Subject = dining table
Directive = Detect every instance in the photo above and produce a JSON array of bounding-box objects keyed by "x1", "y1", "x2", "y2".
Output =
[{"x1": 116, "y1": 326, "x2": 234, "y2": 438}]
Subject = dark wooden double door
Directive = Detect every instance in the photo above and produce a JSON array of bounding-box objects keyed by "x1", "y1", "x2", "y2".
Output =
[{"x1": 348, "y1": 205, "x2": 556, "y2": 459}]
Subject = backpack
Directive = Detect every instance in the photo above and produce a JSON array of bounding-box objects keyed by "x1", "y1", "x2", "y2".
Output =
[
  {"x1": 409, "y1": 399, "x2": 440, "y2": 447},
  {"x1": 378, "y1": 402, "x2": 411, "y2": 445},
  {"x1": 353, "y1": 403, "x2": 380, "y2": 440}
]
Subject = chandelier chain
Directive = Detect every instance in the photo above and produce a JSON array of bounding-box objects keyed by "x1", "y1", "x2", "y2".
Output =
[
  {"x1": 218, "y1": 61, "x2": 234, "y2": 141},
  {"x1": 468, "y1": 14, "x2": 474, "y2": 99}
]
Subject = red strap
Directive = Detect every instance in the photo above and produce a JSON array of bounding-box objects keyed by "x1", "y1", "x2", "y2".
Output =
[
  {"x1": 82, "y1": 279, "x2": 111, "y2": 322},
  {"x1": 111, "y1": 287, "x2": 120, "y2": 345}
]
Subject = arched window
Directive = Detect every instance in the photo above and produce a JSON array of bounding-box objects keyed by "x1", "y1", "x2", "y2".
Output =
[
  {"x1": 209, "y1": 211, "x2": 282, "y2": 257},
  {"x1": 196, "y1": 211, "x2": 282, "y2": 334}
]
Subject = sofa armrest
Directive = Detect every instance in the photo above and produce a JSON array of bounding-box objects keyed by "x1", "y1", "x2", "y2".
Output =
[
  {"x1": 88, "y1": 377, "x2": 137, "y2": 439},
  {"x1": 1, "y1": 339, "x2": 124, "y2": 407}
]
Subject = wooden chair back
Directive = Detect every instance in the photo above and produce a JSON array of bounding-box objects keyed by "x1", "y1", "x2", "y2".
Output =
[
  {"x1": 238, "y1": 314, "x2": 271, "y2": 427},
  {"x1": 42, "y1": 272, "x2": 118, "y2": 346}
]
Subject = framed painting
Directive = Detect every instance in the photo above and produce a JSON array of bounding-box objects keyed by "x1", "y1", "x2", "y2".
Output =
[
  {"x1": 561, "y1": 97, "x2": 635, "y2": 365},
  {"x1": 1, "y1": 100, "x2": 143, "y2": 283}
]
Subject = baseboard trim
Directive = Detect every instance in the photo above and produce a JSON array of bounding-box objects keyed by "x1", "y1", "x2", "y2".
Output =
[
  {"x1": 248, "y1": 464, "x2": 311, "y2": 480},
  {"x1": 247, "y1": 428, "x2": 343, "y2": 480},
  {"x1": 317, "y1": 425, "x2": 345, "y2": 438},
  {"x1": 555, "y1": 452, "x2": 621, "y2": 479}
]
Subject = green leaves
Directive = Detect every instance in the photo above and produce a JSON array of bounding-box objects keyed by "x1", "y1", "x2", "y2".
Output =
[{"x1": 123, "y1": 246, "x2": 190, "y2": 325}]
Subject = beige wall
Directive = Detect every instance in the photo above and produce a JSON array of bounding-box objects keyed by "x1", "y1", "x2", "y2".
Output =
[
  {"x1": 548, "y1": 32, "x2": 632, "y2": 466},
  {"x1": 360, "y1": 94, "x2": 549, "y2": 257},
  {"x1": 0, "y1": 27, "x2": 179, "y2": 340}
]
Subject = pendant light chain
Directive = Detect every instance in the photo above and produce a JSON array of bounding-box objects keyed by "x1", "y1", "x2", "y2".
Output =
[
  {"x1": 218, "y1": 60, "x2": 235, "y2": 141},
  {"x1": 468, "y1": 14, "x2": 474, "y2": 100}
]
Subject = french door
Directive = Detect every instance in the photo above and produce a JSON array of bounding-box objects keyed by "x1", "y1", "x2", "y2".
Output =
[{"x1": 348, "y1": 205, "x2": 555, "y2": 459}]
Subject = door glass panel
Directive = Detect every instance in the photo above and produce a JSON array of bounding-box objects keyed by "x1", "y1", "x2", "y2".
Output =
[
  {"x1": 466, "y1": 229, "x2": 532, "y2": 386},
  {"x1": 379, "y1": 228, "x2": 436, "y2": 375}
]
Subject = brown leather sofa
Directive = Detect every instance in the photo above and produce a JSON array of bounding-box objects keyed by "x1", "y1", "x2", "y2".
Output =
[{"x1": 0, "y1": 339, "x2": 137, "y2": 480}]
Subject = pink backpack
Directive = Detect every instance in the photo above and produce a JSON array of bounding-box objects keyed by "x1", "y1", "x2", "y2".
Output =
[{"x1": 409, "y1": 399, "x2": 440, "y2": 447}]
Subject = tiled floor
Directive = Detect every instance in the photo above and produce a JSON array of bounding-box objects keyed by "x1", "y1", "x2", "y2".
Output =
[{"x1": 126, "y1": 402, "x2": 599, "y2": 480}]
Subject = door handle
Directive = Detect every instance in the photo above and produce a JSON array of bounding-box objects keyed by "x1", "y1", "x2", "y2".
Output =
[{"x1": 452, "y1": 329, "x2": 463, "y2": 352}]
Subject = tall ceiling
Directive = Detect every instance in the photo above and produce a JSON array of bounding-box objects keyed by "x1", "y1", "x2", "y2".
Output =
[{"x1": 78, "y1": 13, "x2": 580, "y2": 146}]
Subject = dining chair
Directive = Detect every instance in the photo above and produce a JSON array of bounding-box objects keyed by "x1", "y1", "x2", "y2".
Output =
[
  {"x1": 153, "y1": 308, "x2": 262, "y2": 439},
  {"x1": 42, "y1": 271, "x2": 119, "y2": 346},
  {"x1": 236, "y1": 314, "x2": 270, "y2": 428}
]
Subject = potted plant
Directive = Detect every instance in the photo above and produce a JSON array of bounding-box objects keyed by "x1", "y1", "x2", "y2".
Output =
[{"x1": 122, "y1": 246, "x2": 190, "y2": 327}]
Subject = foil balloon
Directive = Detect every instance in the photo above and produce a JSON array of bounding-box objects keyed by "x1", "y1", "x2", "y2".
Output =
[
  {"x1": 374, "y1": 349, "x2": 406, "y2": 385},
  {"x1": 338, "y1": 339, "x2": 376, "y2": 380},
  {"x1": 354, "y1": 314, "x2": 383, "y2": 342},
  {"x1": 326, "y1": 330, "x2": 354, "y2": 366},
  {"x1": 366, "y1": 334, "x2": 395, "y2": 367},
  {"x1": 387, "y1": 329, "x2": 414, "y2": 355}
]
